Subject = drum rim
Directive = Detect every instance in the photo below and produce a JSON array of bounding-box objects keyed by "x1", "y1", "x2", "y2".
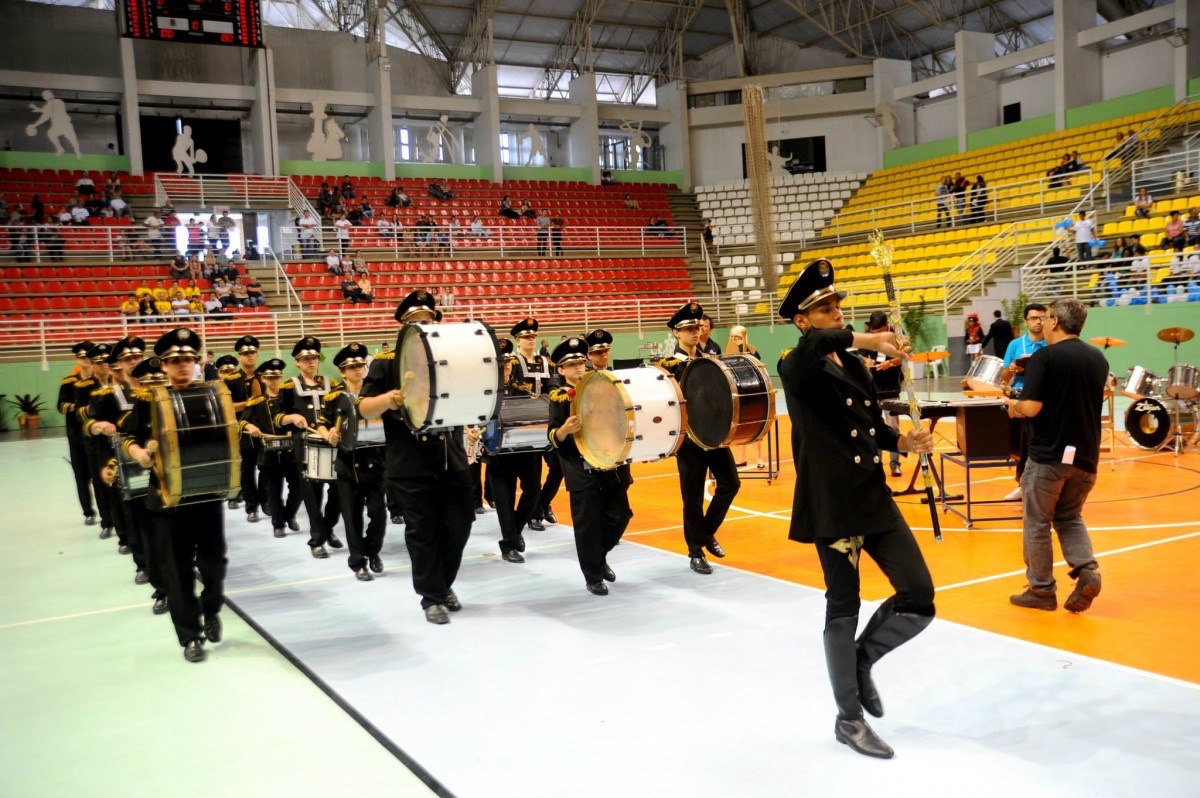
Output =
[
  {"x1": 573, "y1": 369, "x2": 634, "y2": 470},
  {"x1": 484, "y1": 394, "x2": 551, "y2": 455},
  {"x1": 398, "y1": 320, "x2": 504, "y2": 432},
  {"x1": 680, "y1": 355, "x2": 774, "y2": 450},
  {"x1": 150, "y1": 381, "x2": 242, "y2": 508}
]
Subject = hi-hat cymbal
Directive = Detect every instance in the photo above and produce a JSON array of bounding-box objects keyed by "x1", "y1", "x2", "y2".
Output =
[
  {"x1": 1157, "y1": 327, "x2": 1195, "y2": 344},
  {"x1": 910, "y1": 351, "x2": 951, "y2": 363},
  {"x1": 1088, "y1": 336, "x2": 1127, "y2": 348}
]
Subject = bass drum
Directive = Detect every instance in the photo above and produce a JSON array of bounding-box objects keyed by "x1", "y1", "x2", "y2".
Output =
[
  {"x1": 573, "y1": 365, "x2": 686, "y2": 470},
  {"x1": 399, "y1": 320, "x2": 503, "y2": 431},
  {"x1": 964, "y1": 355, "x2": 1005, "y2": 392},
  {"x1": 483, "y1": 395, "x2": 550, "y2": 455},
  {"x1": 680, "y1": 354, "x2": 776, "y2": 450},
  {"x1": 1124, "y1": 397, "x2": 1195, "y2": 450},
  {"x1": 150, "y1": 381, "x2": 241, "y2": 508}
]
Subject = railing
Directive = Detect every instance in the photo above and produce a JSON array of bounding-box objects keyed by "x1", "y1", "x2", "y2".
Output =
[
  {"x1": 154, "y1": 174, "x2": 296, "y2": 210},
  {"x1": 260, "y1": 245, "x2": 303, "y2": 313},
  {"x1": 1018, "y1": 253, "x2": 1199, "y2": 308},
  {"x1": 940, "y1": 222, "x2": 1027, "y2": 317},
  {"x1": 286, "y1": 179, "x2": 319, "y2": 220},
  {"x1": 1098, "y1": 94, "x2": 1200, "y2": 212},
  {"x1": 1131, "y1": 146, "x2": 1200, "y2": 199},
  {"x1": 0, "y1": 223, "x2": 143, "y2": 264}
]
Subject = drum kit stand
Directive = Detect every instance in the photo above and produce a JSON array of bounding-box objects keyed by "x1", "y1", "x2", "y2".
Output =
[{"x1": 1112, "y1": 326, "x2": 1199, "y2": 457}]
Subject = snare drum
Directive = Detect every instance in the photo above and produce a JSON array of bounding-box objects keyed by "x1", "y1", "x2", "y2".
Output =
[
  {"x1": 1122, "y1": 365, "x2": 1162, "y2": 399},
  {"x1": 483, "y1": 395, "x2": 550, "y2": 455},
  {"x1": 399, "y1": 320, "x2": 503, "y2": 430},
  {"x1": 150, "y1": 382, "x2": 241, "y2": 508},
  {"x1": 1166, "y1": 364, "x2": 1198, "y2": 400},
  {"x1": 964, "y1": 355, "x2": 1005, "y2": 392},
  {"x1": 114, "y1": 435, "x2": 150, "y2": 501},
  {"x1": 260, "y1": 434, "x2": 295, "y2": 452},
  {"x1": 680, "y1": 355, "x2": 776, "y2": 450},
  {"x1": 573, "y1": 365, "x2": 686, "y2": 469},
  {"x1": 303, "y1": 434, "x2": 337, "y2": 481}
]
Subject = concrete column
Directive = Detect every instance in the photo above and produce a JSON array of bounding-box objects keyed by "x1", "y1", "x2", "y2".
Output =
[
  {"x1": 567, "y1": 73, "x2": 599, "y2": 184},
  {"x1": 248, "y1": 48, "x2": 278, "y2": 177},
  {"x1": 1053, "y1": 0, "x2": 1101, "y2": 130},
  {"x1": 472, "y1": 64, "x2": 502, "y2": 183},
  {"x1": 1175, "y1": 0, "x2": 1200, "y2": 102},
  {"x1": 873, "y1": 58, "x2": 914, "y2": 158},
  {"x1": 117, "y1": 38, "x2": 143, "y2": 176},
  {"x1": 955, "y1": 30, "x2": 999, "y2": 151},
  {"x1": 367, "y1": 53, "x2": 394, "y2": 180},
  {"x1": 656, "y1": 80, "x2": 690, "y2": 189}
]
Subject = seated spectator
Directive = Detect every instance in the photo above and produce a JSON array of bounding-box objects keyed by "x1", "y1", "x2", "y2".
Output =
[
  {"x1": 375, "y1": 214, "x2": 396, "y2": 239},
  {"x1": 188, "y1": 297, "x2": 205, "y2": 318},
  {"x1": 244, "y1": 277, "x2": 266, "y2": 307},
  {"x1": 646, "y1": 215, "x2": 672, "y2": 237},
  {"x1": 104, "y1": 173, "x2": 122, "y2": 198},
  {"x1": 213, "y1": 277, "x2": 233, "y2": 306},
  {"x1": 387, "y1": 187, "x2": 411, "y2": 208},
  {"x1": 325, "y1": 249, "x2": 345, "y2": 275},
  {"x1": 69, "y1": 201, "x2": 89, "y2": 225},
  {"x1": 1161, "y1": 211, "x2": 1187, "y2": 252},
  {"x1": 1183, "y1": 207, "x2": 1200, "y2": 246},
  {"x1": 200, "y1": 252, "x2": 218, "y2": 281},
  {"x1": 139, "y1": 295, "x2": 158, "y2": 322},
  {"x1": 57, "y1": 206, "x2": 72, "y2": 225},
  {"x1": 171, "y1": 289, "x2": 191, "y2": 317},
  {"x1": 347, "y1": 204, "x2": 363, "y2": 225},
  {"x1": 154, "y1": 297, "x2": 173, "y2": 317},
  {"x1": 341, "y1": 177, "x2": 356, "y2": 200},
  {"x1": 355, "y1": 272, "x2": 374, "y2": 303},
  {"x1": 1103, "y1": 131, "x2": 1125, "y2": 161},
  {"x1": 623, "y1": 193, "x2": 641, "y2": 210},
  {"x1": 1047, "y1": 154, "x2": 1071, "y2": 188},
  {"x1": 229, "y1": 279, "x2": 250, "y2": 308},
  {"x1": 120, "y1": 294, "x2": 139, "y2": 319},
  {"x1": 1066, "y1": 151, "x2": 1084, "y2": 172},
  {"x1": 75, "y1": 175, "x2": 95, "y2": 197},
  {"x1": 1126, "y1": 245, "x2": 1151, "y2": 287},
  {"x1": 178, "y1": 278, "x2": 201, "y2": 300},
  {"x1": 152, "y1": 280, "x2": 172, "y2": 303},
  {"x1": 170, "y1": 253, "x2": 190, "y2": 280},
  {"x1": 203, "y1": 292, "x2": 223, "y2": 314},
  {"x1": 317, "y1": 182, "x2": 334, "y2": 215},
  {"x1": 359, "y1": 199, "x2": 374, "y2": 220},
  {"x1": 519, "y1": 199, "x2": 536, "y2": 219},
  {"x1": 470, "y1": 216, "x2": 488, "y2": 237},
  {"x1": 108, "y1": 192, "x2": 128, "y2": 218},
  {"x1": 1133, "y1": 187, "x2": 1154, "y2": 219},
  {"x1": 428, "y1": 180, "x2": 453, "y2": 201},
  {"x1": 29, "y1": 194, "x2": 45, "y2": 225},
  {"x1": 601, "y1": 169, "x2": 614, "y2": 186},
  {"x1": 447, "y1": 217, "x2": 462, "y2": 242},
  {"x1": 499, "y1": 195, "x2": 520, "y2": 219},
  {"x1": 341, "y1": 275, "x2": 362, "y2": 302},
  {"x1": 1165, "y1": 252, "x2": 1198, "y2": 287},
  {"x1": 135, "y1": 281, "x2": 153, "y2": 301}
]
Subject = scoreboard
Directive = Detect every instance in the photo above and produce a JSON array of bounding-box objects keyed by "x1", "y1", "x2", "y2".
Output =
[{"x1": 123, "y1": 0, "x2": 263, "y2": 48}]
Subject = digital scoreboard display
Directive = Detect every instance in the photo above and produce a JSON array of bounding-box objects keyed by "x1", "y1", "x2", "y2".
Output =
[{"x1": 124, "y1": 0, "x2": 263, "y2": 48}]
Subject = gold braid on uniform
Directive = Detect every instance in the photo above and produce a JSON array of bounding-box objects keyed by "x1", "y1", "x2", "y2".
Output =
[{"x1": 828, "y1": 536, "x2": 865, "y2": 568}]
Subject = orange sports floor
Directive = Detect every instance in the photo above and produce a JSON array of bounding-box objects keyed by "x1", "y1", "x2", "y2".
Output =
[{"x1": 554, "y1": 414, "x2": 1200, "y2": 685}]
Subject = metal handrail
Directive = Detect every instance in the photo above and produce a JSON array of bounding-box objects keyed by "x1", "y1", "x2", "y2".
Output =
[
  {"x1": 1097, "y1": 94, "x2": 1200, "y2": 212},
  {"x1": 154, "y1": 174, "x2": 295, "y2": 210},
  {"x1": 260, "y1": 245, "x2": 303, "y2": 313},
  {"x1": 1018, "y1": 252, "x2": 1198, "y2": 307},
  {"x1": 1130, "y1": 146, "x2": 1200, "y2": 198}
]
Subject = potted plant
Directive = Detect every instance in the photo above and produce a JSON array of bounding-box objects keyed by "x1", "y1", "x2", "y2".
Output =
[
  {"x1": 900, "y1": 295, "x2": 928, "y2": 378},
  {"x1": 1001, "y1": 291, "x2": 1032, "y2": 337},
  {"x1": 8, "y1": 393, "x2": 45, "y2": 431}
]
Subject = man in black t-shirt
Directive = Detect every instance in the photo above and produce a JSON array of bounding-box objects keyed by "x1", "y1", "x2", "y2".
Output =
[{"x1": 1003, "y1": 299, "x2": 1107, "y2": 614}]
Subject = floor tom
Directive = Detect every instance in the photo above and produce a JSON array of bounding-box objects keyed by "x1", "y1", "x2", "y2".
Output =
[{"x1": 483, "y1": 395, "x2": 550, "y2": 455}]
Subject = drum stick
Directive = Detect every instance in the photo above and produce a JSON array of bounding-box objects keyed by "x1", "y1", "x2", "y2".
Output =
[{"x1": 400, "y1": 370, "x2": 415, "y2": 392}]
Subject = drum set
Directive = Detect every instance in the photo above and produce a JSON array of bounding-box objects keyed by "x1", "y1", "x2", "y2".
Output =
[{"x1": 1115, "y1": 326, "x2": 1199, "y2": 453}]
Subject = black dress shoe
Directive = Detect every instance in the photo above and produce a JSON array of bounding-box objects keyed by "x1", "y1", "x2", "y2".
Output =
[
  {"x1": 204, "y1": 615, "x2": 222, "y2": 643},
  {"x1": 444, "y1": 592, "x2": 462, "y2": 612},
  {"x1": 84, "y1": 514, "x2": 97, "y2": 526},
  {"x1": 603, "y1": 565, "x2": 616, "y2": 583},
  {"x1": 134, "y1": 570, "x2": 149, "y2": 585},
  {"x1": 273, "y1": 527, "x2": 286, "y2": 538},
  {"x1": 368, "y1": 555, "x2": 384, "y2": 574},
  {"x1": 390, "y1": 514, "x2": 403, "y2": 525},
  {"x1": 528, "y1": 518, "x2": 545, "y2": 531},
  {"x1": 327, "y1": 535, "x2": 344, "y2": 549},
  {"x1": 310, "y1": 544, "x2": 329, "y2": 559},
  {"x1": 475, "y1": 506, "x2": 486, "y2": 515},
  {"x1": 424, "y1": 605, "x2": 450, "y2": 624},
  {"x1": 890, "y1": 463, "x2": 903, "y2": 477},
  {"x1": 227, "y1": 499, "x2": 241, "y2": 510},
  {"x1": 183, "y1": 639, "x2": 206, "y2": 663},
  {"x1": 247, "y1": 510, "x2": 261, "y2": 523},
  {"x1": 690, "y1": 556, "x2": 713, "y2": 575},
  {"x1": 286, "y1": 519, "x2": 300, "y2": 532},
  {"x1": 118, "y1": 544, "x2": 131, "y2": 555},
  {"x1": 705, "y1": 537, "x2": 726, "y2": 558},
  {"x1": 152, "y1": 596, "x2": 168, "y2": 615},
  {"x1": 544, "y1": 507, "x2": 558, "y2": 525},
  {"x1": 586, "y1": 581, "x2": 609, "y2": 596},
  {"x1": 355, "y1": 567, "x2": 374, "y2": 582},
  {"x1": 487, "y1": 500, "x2": 495, "y2": 508},
  {"x1": 515, "y1": 535, "x2": 526, "y2": 553},
  {"x1": 99, "y1": 527, "x2": 114, "y2": 540},
  {"x1": 834, "y1": 717, "x2": 894, "y2": 759},
  {"x1": 502, "y1": 549, "x2": 525, "y2": 564}
]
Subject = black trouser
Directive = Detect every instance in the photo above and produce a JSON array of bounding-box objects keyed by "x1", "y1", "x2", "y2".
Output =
[
  {"x1": 561, "y1": 454, "x2": 633, "y2": 584},
  {"x1": 296, "y1": 469, "x2": 340, "y2": 546},
  {"x1": 488, "y1": 451, "x2": 542, "y2": 553},
  {"x1": 85, "y1": 443, "x2": 122, "y2": 537},
  {"x1": 813, "y1": 525, "x2": 935, "y2": 624},
  {"x1": 532, "y1": 450, "x2": 563, "y2": 520},
  {"x1": 239, "y1": 446, "x2": 260, "y2": 513},
  {"x1": 385, "y1": 479, "x2": 404, "y2": 518},
  {"x1": 126, "y1": 497, "x2": 165, "y2": 599},
  {"x1": 150, "y1": 501, "x2": 227, "y2": 646},
  {"x1": 676, "y1": 440, "x2": 740, "y2": 557},
  {"x1": 67, "y1": 431, "x2": 95, "y2": 518},
  {"x1": 261, "y1": 460, "x2": 303, "y2": 530},
  {"x1": 537, "y1": 228, "x2": 548, "y2": 255},
  {"x1": 395, "y1": 470, "x2": 475, "y2": 608},
  {"x1": 337, "y1": 466, "x2": 386, "y2": 571},
  {"x1": 470, "y1": 461, "x2": 484, "y2": 509},
  {"x1": 1015, "y1": 418, "x2": 1030, "y2": 481}
]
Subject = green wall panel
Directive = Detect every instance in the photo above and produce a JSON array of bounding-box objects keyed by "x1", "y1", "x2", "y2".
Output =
[
  {"x1": 0, "y1": 151, "x2": 130, "y2": 173},
  {"x1": 883, "y1": 137, "x2": 958, "y2": 170},
  {"x1": 1064, "y1": 86, "x2": 1175, "y2": 129},
  {"x1": 280, "y1": 160, "x2": 385, "y2": 178},
  {"x1": 966, "y1": 114, "x2": 1056, "y2": 151},
  {"x1": 610, "y1": 170, "x2": 684, "y2": 188}
]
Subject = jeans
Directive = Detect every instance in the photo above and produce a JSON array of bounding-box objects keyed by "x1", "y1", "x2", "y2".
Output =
[{"x1": 1020, "y1": 460, "x2": 1098, "y2": 593}]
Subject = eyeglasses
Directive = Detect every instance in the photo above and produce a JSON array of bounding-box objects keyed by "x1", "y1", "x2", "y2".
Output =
[{"x1": 1026, "y1": 315, "x2": 1045, "y2": 322}]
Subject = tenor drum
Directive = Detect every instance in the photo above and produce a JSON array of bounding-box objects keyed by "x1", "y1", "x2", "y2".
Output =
[
  {"x1": 680, "y1": 355, "x2": 776, "y2": 450},
  {"x1": 114, "y1": 435, "x2": 150, "y2": 501},
  {"x1": 482, "y1": 395, "x2": 550, "y2": 455},
  {"x1": 303, "y1": 434, "x2": 337, "y2": 481},
  {"x1": 573, "y1": 365, "x2": 686, "y2": 470},
  {"x1": 964, "y1": 355, "x2": 1005, "y2": 392},
  {"x1": 150, "y1": 382, "x2": 240, "y2": 508},
  {"x1": 1122, "y1": 365, "x2": 1162, "y2": 399},
  {"x1": 399, "y1": 320, "x2": 502, "y2": 431},
  {"x1": 1166, "y1": 364, "x2": 1198, "y2": 400}
]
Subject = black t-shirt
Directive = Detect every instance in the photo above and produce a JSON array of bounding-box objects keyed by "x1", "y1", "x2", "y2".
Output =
[{"x1": 1021, "y1": 337, "x2": 1109, "y2": 473}]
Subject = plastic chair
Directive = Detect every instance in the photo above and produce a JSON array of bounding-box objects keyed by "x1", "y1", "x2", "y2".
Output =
[{"x1": 928, "y1": 344, "x2": 949, "y2": 379}]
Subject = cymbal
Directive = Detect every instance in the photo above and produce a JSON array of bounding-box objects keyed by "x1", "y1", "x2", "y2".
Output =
[
  {"x1": 1157, "y1": 327, "x2": 1195, "y2": 344},
  {"x1": 911, "y1": 351, "x2": 951, "y2": 363},
  {"x1": 1088, "y1": 336, "x2": 1126, "y2": 348}
]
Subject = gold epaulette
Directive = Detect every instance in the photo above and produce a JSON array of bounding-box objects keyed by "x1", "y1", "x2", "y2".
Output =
[
  {"x1": 513, "y1": 381, "x2": 532, "y2": 393},
  {"x1": 658, "y1": 357, "x2": 682, "y2": 369},
  {"x1": 279, "y1": 379, "x2": 295, "y2": 389},
  {"x1": 245, "y1": 395, "x2": 266, "y2": 407},
  {"x1": 93, "y1": 386, "x2": 113, "y2": 397},
  {"x1": 323, "y1": 390, "x2": 342, "y2": 403},
  {"x1": 374, "y1": 350, "x2": 395, "y2": 361},
  {"x1": 60, "y1": 376, "x2": 78, "y2": 385},
  {"x1": 549, "y1": 387, "x2": 571, "y2": 403},
  {"x1": 132, "y1": 388, "x2": 154, "y2": 401},
  {"x1": 75, "y1": 378, "x2": 95, "y2": 389},
  {"x1": 780, "y1": 348, "x2": 795, "y2": 361},
  {"x1": 222, "y1": 372, "x2": 241, "y2": 382}
]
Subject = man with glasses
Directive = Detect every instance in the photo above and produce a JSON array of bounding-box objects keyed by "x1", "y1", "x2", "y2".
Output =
[
  {"x1": 1004, "y1": 299, "x2": 1106, "y2": 613},
  {"x1": 1000, "y1": 303, "x2": 1047, "y2": 501}
]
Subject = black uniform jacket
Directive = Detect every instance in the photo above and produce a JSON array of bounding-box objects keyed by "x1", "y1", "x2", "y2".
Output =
[
  {"x1": 778, "y1": 327, "x2": 903, "y2": 543},
  {"x1": 316, "y1": 386, "x2": 385, "y2": 479}
]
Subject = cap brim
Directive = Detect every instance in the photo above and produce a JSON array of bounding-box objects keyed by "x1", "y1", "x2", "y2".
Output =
[
  {"x1": 337, "y1": 357, "x2": 369, "y2": 368},
  {"x1": 797, "y1": 287, "x2": 847, "y2": 313}
]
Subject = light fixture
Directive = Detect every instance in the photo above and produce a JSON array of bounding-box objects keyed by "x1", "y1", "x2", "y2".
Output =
[{"x1": 1165, "y1": 28, "x2": 1188, "y2": 48}]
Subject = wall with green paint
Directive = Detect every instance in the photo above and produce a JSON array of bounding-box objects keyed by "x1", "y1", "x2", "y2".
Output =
[
  {"x1": 501, "y1": 166, "x2": 593, "y2": 183},
  {"x1": 280, "y1": 161, "x2": 385, "y2": 179},
  {"x1": 1064, "y1": 86, "x2": 1176, "y2": 128},
  {"x1": 611, "y1": 170, "x2": 684, "y2": 188},
  {"x1": 882, "y1": 138, "x2": 958, "y2": 170},
  {"x1": 0, "y1": 151, "x2": 130, "y2": 173},
  {"x1": 965, "y1": 115, "x2": 1056, "y2": 150}
]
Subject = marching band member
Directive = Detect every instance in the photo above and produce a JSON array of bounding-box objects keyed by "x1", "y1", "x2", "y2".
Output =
[
  {"x1": 658, "y1": 302, "x2": 740, "y2": 574},
  {"x1": 512, "y1": 317, "x2": 561, "y2": 531},
  {"x1": 778, "y1": 259, "x2": 935, "y2": 759},
  {"x1": 486, "y1": 338, "x2": 542, "y2": 563},
  {"x1": 58, "y1": 340, "x2": 97, "y2": 527},
  {"x1": 123, "y1": 356, "x2": 171, "y2": 615},
  {"x1": 277, "y1": 336, "x2": 343, "y2": 558},
  {"x1": 547, "y1": 337, "x2": 632, "y2": 595},
  {"x1": 123, "y1": 328, "x2": 236, "y2": 663},
  {"x1": 585, "y1": 329, "x2": 613, "y2": 371},
  {"x1": 228, "y1": 334, "x2": 265, "y2": 522},
  {"x1": 75, "y1": 342, "x2": 121, "y2": 542},
  {"x1": 358, "y1": 290, "x2": 476, "y2": 625},
  {"x1": 240, "y1": 358, "x2": 303, "y2": 538},
  {"x1": 314, "y1": 343, "x2": 388, "y2": 582}
]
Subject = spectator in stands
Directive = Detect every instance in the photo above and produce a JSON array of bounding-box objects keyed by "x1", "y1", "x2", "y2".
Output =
[
  {"x1": 114, "y1": 231, "x2": 136, "y2": 259},
  {"x1": 69, "y1": 200, "x2": 89, "y2": 225},
  {"x1": 171, "y1": 288, "x2": 191, "y2": 317},
  {"x1": 206, "y1": 214, "x2": 223, "y2": 252},
  {"x1": 108, "y1": 192, "x2": 128, "y2": 218},
  {"x1": 216, "y1": 210, "x2": 235, "y2": 249},
  {"x1": 120, "y1": 294, "x2": 139, "y2": 320},
  {"x1": 387, "y1": 187, "x2": 411, "y2": 208},
  {"x1": 170, "y1": 253, "x2": 189, "y2": 281},
  {"x1": 185, "y1": 217, "x2": 204, "y2": 256},
  {"x1": 56, "y1": 205, "x2": 72, "y2": 225},
  {"x1": 969, "y1": 175, "x2": 989, "y2": 224},
  {"x1": 42, "y1": 222, "x2": 65, "y2": 262},
  {"x1": 201, "y1": 252, "x2": 220, "y2": 281},
  {"x1": 1184, "y1": 208, "x2": 1200, "y2": 247},
  {"x1": 341, "y1": 177, "x2": 356, "y2": 200},
  {"x1": 499, "y1": 195, "x2": 520, "y2": 219},
  {"x1": 1125, "y1": 245, "x2": 1151, "y2": 289},
  {"x1": 341, "y1": 273, "x2": 361, "y2": 302},
  {"x1": 428, "y1": 180, "x2": 453, "y2": 200},
  {"x1": 935, "y1": 176, "x2": 952, "y2": 228},
  {"x1": 1047, "y1": 154, "x2": 1072, "y2": 188},
  {"x1": 952, "y1": 172, "x2": 969, "y2": 220},
  {"x1": 154, "y1": 294, "x2": 173, "y2": 318},
  {"x1": 298, "y1": 209, "x2": 320, "y2": 258},
  {"x1": 601, "y1": 170, "x2": 614, "y2": 186},
  {"x1": 1161, "y1": 210, "x2": 1187, "y2": 253},
  {"x1": 519, "y1": 199, "x2": 536, "y2": 219},
  {"x1": 1103, "y1": 131, "x2": 1125, "y2": 161},
  {"x1": 245, "y1": 277, "x2": 266, "y2": 307},
  {"x1": 1072, "y1": 211, "x2": 1097, "y2": 262},
  {"x1": 30, "y1": 194, "x2": 45, "y2": 225},
  {"x1": 354, "y1": 271, "x2": 375, "y2": 303},
  {"x1": 702, "y1": 219, "x2": 714, "y2": 248},
  {"x1": 325, "y1": 249, "x2": 345, "y2": 275},
  {"x1": 1133, "y1": 187, "x2": 1154, "y2": 219},
  {"x1": 213, "y1": 277, "x2": 233, "y2": 307},
  {"x1": 333, "y1": 211, "x2": 352, "y2": 252},
  {"x1": 135, "y1": 281, "x2": 153, "y2": 301},
  {"x1": 539, "y1": 340, "x2": 550, "y2": 357},
  {"x1": 229, "y1": 279, "x2": 251, "y2": 308},
  {"x1": 347, "y1": 202, "x2": 363, "y2": 225},
  {"x1": 75, "y1": 175, "x2": 95, "y2": 197},
  {"x1": 470, "y1": 216, "x2": 489, "y2": 237},
  {"x1": 359, "y1": 198, "x2": 375, "y2": 220},
  {"x1": 153, "y1": 280, "x2": 173, "y2": 303},
  {"x1": 623, "y1": 193, "x2": 641, "y2": 211},
  {"x1": 535, "y1": 208, "x2": 551, "y2": 255},
  {"x1": 202, "y1": 291, "x2": 223, "y2": 314},
  {"x1": 177, "y1": 278, "x2": 200, "y2": 301},
  {"x1": 317, "y1": 182, "x2": 334, "y2": 216},
  {"x1": 1046, "y1": 246, "x2": 1070, "y2": 273},
  {"x1": 646, "y1": 215, "x2": 672, "y2": 237},
  {"x1": 374, "y1": 212, "x2": 396, "y2": 240},
  {"x1": 139, "y1": 295, "x2": 157, "y2": 322},
  {"x1": 551, "y1": 215, "x2": 565, "y2": 256},
  {"x1": 0, "y1": 197, "x2": 8, "y2": 225}
]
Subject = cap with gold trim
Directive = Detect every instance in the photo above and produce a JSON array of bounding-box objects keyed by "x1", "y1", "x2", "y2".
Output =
[
  {"x1": 109, "y1": 336, "x2": 146, "y2": 365},
  {"x1": 510, "y1": 317, "x2": 539, "y2": 338},
  {"x1": 497, "y1": 338, "x2": 518, "y2": 362},
  {"x1": 256, "y1": 358, "x2": 286, "y2": 377},
  {"x1": 333, "y1": 342, "x2": 369, "y2": 369},
  {"x1": 291, "y1": 336, "x2": 322, "y2": 359},
  {"x1": 154, "y1": 328, "x2": 202, "y2": 361},
  {"x1": 234, "y1": 335, "x2": 260, "y2": 353},
  {"x1": 666, "y1": 302, "x2": 704, "y2": 331},
  {"x1": 394, "y1": 289, "x2": 437, "y2": 323},
  {"x1": 131, "y1": 356, "x2": 167, "y2": 384},
  {"x1": 778, "y1": 258, "x2": 845, "y2": 319},
  {"x1": 86, "y1": 342, "x2": 114, "y2": 363},
  {"x1": 215, "y1": 354, "x2": 240, "y2": 372},
  {"x1": 585, "y1": 328, "x2": 613, "y2": 352},
  {"x1": 550, "y1": 337, "x2": 588, "y2": 367},
  {"x1": 72, "y1": 340, "x2": 95, "y2": 358}
]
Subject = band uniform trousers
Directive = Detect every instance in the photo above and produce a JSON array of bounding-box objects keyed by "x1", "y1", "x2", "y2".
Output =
[
  {"x1": 294, "y1": 463, "x2": 341, "y2": 547},
  {"x1": 150, "y1": 500, "x2": 227, "y2": 646},
  {"x1": 562, "y1": 456, "x2": 633, "y2": 584},
  {"x1": 676, "y1": 439, "x2": 741, "y2": 556},
  {"x1": 238, "y1": 441, "x2": 261, "y2": 514},
  {"x1": 261, "y1": 457, "x2": 303, "y2": 531},
  {"x1": 125, "y1": 496, "x2": 165, "y2": 599},
  {"x1": 85, "y1": 440, "x2": 124, "y2": 538},
  {"x1": 534, "y1": 450, "x2": 563, "y2": 520},
  {"x1": 385, "y1": 479, "x2": 405, "y2": 519},
  {"x1": 813, "y1": 525, "x2": 935, "y2": 623},
  {"x1": 67, "y1": 430, "x2": 95, "y2": 518},
  {"x1": 396, "y1": 470, "x2": 475, "y2": 608},
  {"x1": 337, "y1": 454, "x2": 387, "y2": 571},
  {"x1": 488, "y1": 451, "x2": 542, "y2": 553}
]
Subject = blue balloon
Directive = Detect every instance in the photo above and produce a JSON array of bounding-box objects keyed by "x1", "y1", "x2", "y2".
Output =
[
  {"x1": 1055, "y1": 219, "x2": 1072, "y2": 230},
  {"x1": 1094, "y1": 239, "x2": 1106, "y2": 249}
]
